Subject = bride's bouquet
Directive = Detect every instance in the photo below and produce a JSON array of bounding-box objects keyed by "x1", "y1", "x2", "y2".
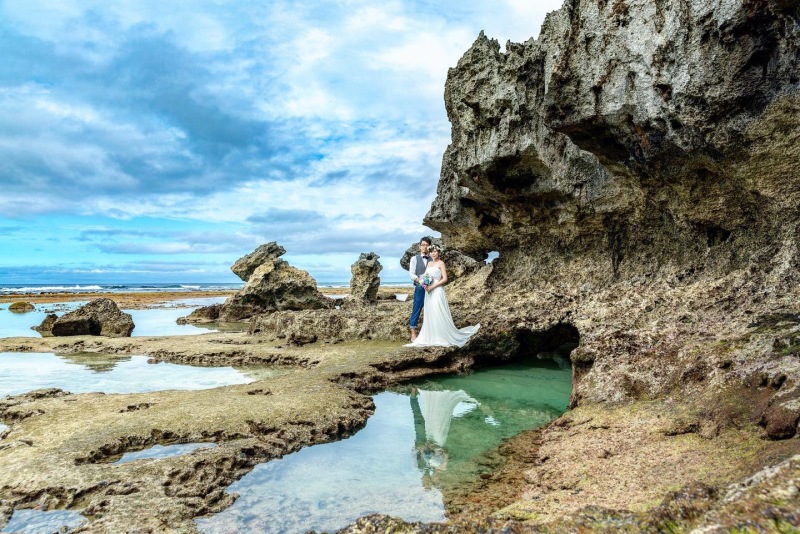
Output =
[{"x1": 420, "y1": 273, "x2": 434, "y2": 289}]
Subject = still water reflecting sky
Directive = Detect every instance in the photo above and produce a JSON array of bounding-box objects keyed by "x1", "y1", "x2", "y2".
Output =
[
  {"x1": 197, "y1": 357, "x2": 572, "y2": 534},
  {"x1": 1, "y1": 509, "x2": 87, "y2": 534},
  {"x1": 0, "y1": 353, "x2": 267, "y2": 397},
  {"x1": 0, "y1": 298, "x2": 226, "y2": 338}
]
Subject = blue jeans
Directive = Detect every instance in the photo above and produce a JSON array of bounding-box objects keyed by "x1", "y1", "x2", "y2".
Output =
[{"x1": 409, "y1": 284, "x2": 425, "y2": 328}]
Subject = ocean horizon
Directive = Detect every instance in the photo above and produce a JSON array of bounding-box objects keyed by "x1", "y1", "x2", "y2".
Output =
[{"x1": 0, "y1": 281, "x2": 413, "y2": 295}]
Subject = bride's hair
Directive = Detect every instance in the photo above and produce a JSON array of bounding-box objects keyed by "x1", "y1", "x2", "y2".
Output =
[{"x1": 429, "y1": 244, "x2": 443, "y2": 254}]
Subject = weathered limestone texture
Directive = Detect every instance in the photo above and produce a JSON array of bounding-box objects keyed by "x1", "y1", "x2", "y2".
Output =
[
  {"x1": 186, "y1": 242, "x2": 333, "y2": 322},
  {"x1": 176, "y1": 303, "x2": 222, "y2": 325},
  {"x1": 43, "y1": 298, "x2": 135, "y2": 337},
  {"x1": 399, "y1": 239, "x2": 485, "y2": 279},
  {"x1": 348, "y1": 252, "x2": 382, "y2": 303},
  {"x1": 392, "y1": 0, "x2": 799, "y2": 528},
  {"x1": 430, "y1": 0, "x2": 799, "y2": 416},
  {"x1": 249, "y1": 301, "x2": 410, "y2": 343}
]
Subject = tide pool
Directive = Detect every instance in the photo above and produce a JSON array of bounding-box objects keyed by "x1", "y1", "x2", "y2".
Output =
[
  {"x1": 197, "y1": 356, "x2": 572, "y2": 533},
  {"x1": 1, "y1": 509, "x2": 87, "y2": 534},
  {"x1": 115, "y1": 442, "x2": 218, "y2": 464},
  {"x1": 0, "y1": 298, "x2": 226, "y2": 338},
  {"x1": 0, "y1": 352, "x2": 272, "y2": 397}
]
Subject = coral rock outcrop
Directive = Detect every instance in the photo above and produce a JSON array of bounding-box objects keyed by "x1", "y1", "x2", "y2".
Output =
[
  {"x1": 426, "y1": 0, "x2": 799, "y2": 422},
  {"x1": 399, "y1": 239, "x2": 485, "y2": 279},
  {"x1": 186, "y1": 243, "x2": 333, "y2": 323},
  {"x1": 8, "y1": 302, "x2": 34, "y2": 313},
  {"x1": 43, "y1": 298, "x2": 134, "y2": 337},
  {"x1": 348, "y1": 252, "x2": 382, "y2": 304}
]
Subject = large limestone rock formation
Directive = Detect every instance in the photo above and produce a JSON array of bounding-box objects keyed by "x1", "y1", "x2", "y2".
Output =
[
  {"x1": 429, "y1": 0, "x2": 799, "y2": 414},
  {"x1": 188, "y1": 243, "x2": 333, "y2": 323},
  {"x1": 348, "y1": 252, "x2": 382, "y2": 303},
  {"x1": 397, "y1": 0, "x2": 800, "y2": 526},
  {"x1": 45, "y1": 298, "x2": 134, "y2": 337},
  {"x1": 399, "y1": 239, "x2": 485, "y2": 279}
]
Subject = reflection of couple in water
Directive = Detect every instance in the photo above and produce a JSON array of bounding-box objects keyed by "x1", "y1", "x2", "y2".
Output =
[
  {"x1": 406, "y1": 237, "x2": 480, "y2": 347},
  {"x1": 410, "y1": 388, "x2": 478, "y2": 487}
]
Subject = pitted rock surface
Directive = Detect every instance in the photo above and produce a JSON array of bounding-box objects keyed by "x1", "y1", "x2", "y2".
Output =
[
  {"x1": 186, "y1": 243, "x2": 332, "y2": 322},
  {"x1": 421, "y1": 0, "x2": 800, "y2": 432},
  {"x1": 348, "y1": 252, "x2": 382, "y2": 303},
  {"x1": 399, "y1": 239, "x2": 485, "y2": 280},
  {"x1": 230, "y1": 242, "x2": 285, "y2": 282},
  {"x1": 46, "y1": 298, "x2": 134, "y2": 337}
]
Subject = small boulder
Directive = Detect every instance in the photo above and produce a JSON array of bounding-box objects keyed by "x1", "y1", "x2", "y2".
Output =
[
  {"x1": 32, "y1": 313, "x2": 58, "y2": 336},
  {"x1": 177, "y1": 304, "x2": 222, "y2": 325},
  {"x1": 51, "y1": 298, "x2": 135, "y2": 337},
  {"x1": 8, "y1": 302, "x2": 35, "y2": 313},
  {"x1": 760, "y1": 400, "x2": 800, "y2": 440},
  {"x1": 349, "y1": 252, "x2": 382, "y2": 303}
]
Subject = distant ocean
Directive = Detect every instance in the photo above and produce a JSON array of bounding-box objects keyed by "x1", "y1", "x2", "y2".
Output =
[
  {"x1": 0, "y1": 281, "x2": 412, "y2": 295},
  {"x1": 0, "y1": 283, "x2": 243, "y2": 295}
]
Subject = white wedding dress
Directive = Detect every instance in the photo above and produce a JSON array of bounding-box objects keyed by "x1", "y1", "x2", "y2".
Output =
[
  {"x1": 405, "y1": 266, "x2": 480, "y2": 347},
  {"x1": 417, "y1": 389, "x2": 478, "y2": 446}
]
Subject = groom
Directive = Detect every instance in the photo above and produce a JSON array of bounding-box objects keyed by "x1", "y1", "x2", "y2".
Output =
[{"x1": 408, "y1": 236, "x2": 432, "y2": 341}]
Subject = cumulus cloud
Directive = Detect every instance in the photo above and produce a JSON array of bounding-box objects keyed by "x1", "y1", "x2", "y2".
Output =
[{"x1": 0, "y1": 0, "x2": 563, "y2": 283}]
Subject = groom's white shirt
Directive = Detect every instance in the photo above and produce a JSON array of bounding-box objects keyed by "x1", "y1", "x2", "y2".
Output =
[{"x1": 408, "y1": 254, "x2": 429, "y2": 282}]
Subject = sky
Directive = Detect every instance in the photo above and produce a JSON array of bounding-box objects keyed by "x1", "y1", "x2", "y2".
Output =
[{"x1": 0, "y1": 0, "x2": 563, "y2": 285}]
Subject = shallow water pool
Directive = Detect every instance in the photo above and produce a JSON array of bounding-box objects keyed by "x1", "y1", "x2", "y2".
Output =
[
  {"x1": 0, "y1": 298, "x2": 226, "y2": 338},
  {"x1": 196, "y1": 356, "x2": 572, "y2": 533},
  {"x1": 115, "y1": 442, "x2": 218, "y2": 464},
  {"x1": 0, "y1": 352, "x2": 282, "y2": 397},
  {"x1": 0, "y1": 509, "x2": 87, "y2": 534}
]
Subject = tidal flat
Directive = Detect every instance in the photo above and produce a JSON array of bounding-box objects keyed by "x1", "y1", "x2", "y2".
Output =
[{"x1": 0, "y1": 311, "x2": 795, "y2": 533}]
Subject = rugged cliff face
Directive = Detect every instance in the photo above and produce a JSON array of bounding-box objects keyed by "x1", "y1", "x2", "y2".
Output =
[
  {"x1": 409, "y1": 2, "x2": 800, "y2": 526},
  {"x1": 431, "y1": 0, "x2": 799, "y2": 267},
  {"x1": 430, "y1": 0, "x2": 800, "y2": 429}
]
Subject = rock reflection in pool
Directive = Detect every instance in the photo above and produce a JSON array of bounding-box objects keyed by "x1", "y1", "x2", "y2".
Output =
[
  {"x1": 115, "y1": 443, "x2": 218, "y2": 464},
  {"x1": 196, "y1": 356, "x2": 572, "y2": 534},
  {"x1": 1, "y1": 509, "x2": 87, "y2": 534},
  {"x1": 0, "y1": 299, "x2": 227, "y2": 338},
  {"x1": 126, "y1": 306, "x2": 220, "y2": 337},
  {"x1": 0, "y1": 353, "x2": 276, "y2": 397}
]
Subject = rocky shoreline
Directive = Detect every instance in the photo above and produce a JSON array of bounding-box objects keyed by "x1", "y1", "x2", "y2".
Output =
[
  {"x1": 2, "y1": 0, "x2": 800, "y2": 531},
  {"x1": 0, "y1": 286, "x2": 798, "y2": 532}
]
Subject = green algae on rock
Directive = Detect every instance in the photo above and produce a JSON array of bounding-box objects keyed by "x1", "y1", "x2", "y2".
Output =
[{"x1": 7, "y1": 301, "x2": 34, "y2": 313}]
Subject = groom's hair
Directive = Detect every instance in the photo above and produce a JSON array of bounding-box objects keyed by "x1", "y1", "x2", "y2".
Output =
[{"x1": 420, "y1": 236, "x2": 432, "y2": 245}]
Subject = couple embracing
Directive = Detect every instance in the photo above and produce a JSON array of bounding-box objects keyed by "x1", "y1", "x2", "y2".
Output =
[{"x1": 405, "y1": 237, "x2": 480, "y2": 347}]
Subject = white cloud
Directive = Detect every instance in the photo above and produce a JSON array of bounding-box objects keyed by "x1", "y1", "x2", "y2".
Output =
[{"x1": 0, "y1": 0, "x2": 561, "y2": 282}]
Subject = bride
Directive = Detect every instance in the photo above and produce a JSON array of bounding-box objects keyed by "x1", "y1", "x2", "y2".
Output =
[{"x1": 405, "y1": 244, "x2": 480, "y2": 347}]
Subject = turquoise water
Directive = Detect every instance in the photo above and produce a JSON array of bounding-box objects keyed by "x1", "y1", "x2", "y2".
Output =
[
  {"x1": 0, "y1": 353, "x2": 280, "y2": 397},
  {"x1": 196, "y1": 357, "x2": 572, "y2": 534},
  {"x1": 0, "y1": 298, "x2": 226, "y2": 338},
  {"x1": 1, "y1": 509, "x2": 87, "y2": 533},
  {"x1": 115, "y1": 443, "x2": 218, "y2": 464}
]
